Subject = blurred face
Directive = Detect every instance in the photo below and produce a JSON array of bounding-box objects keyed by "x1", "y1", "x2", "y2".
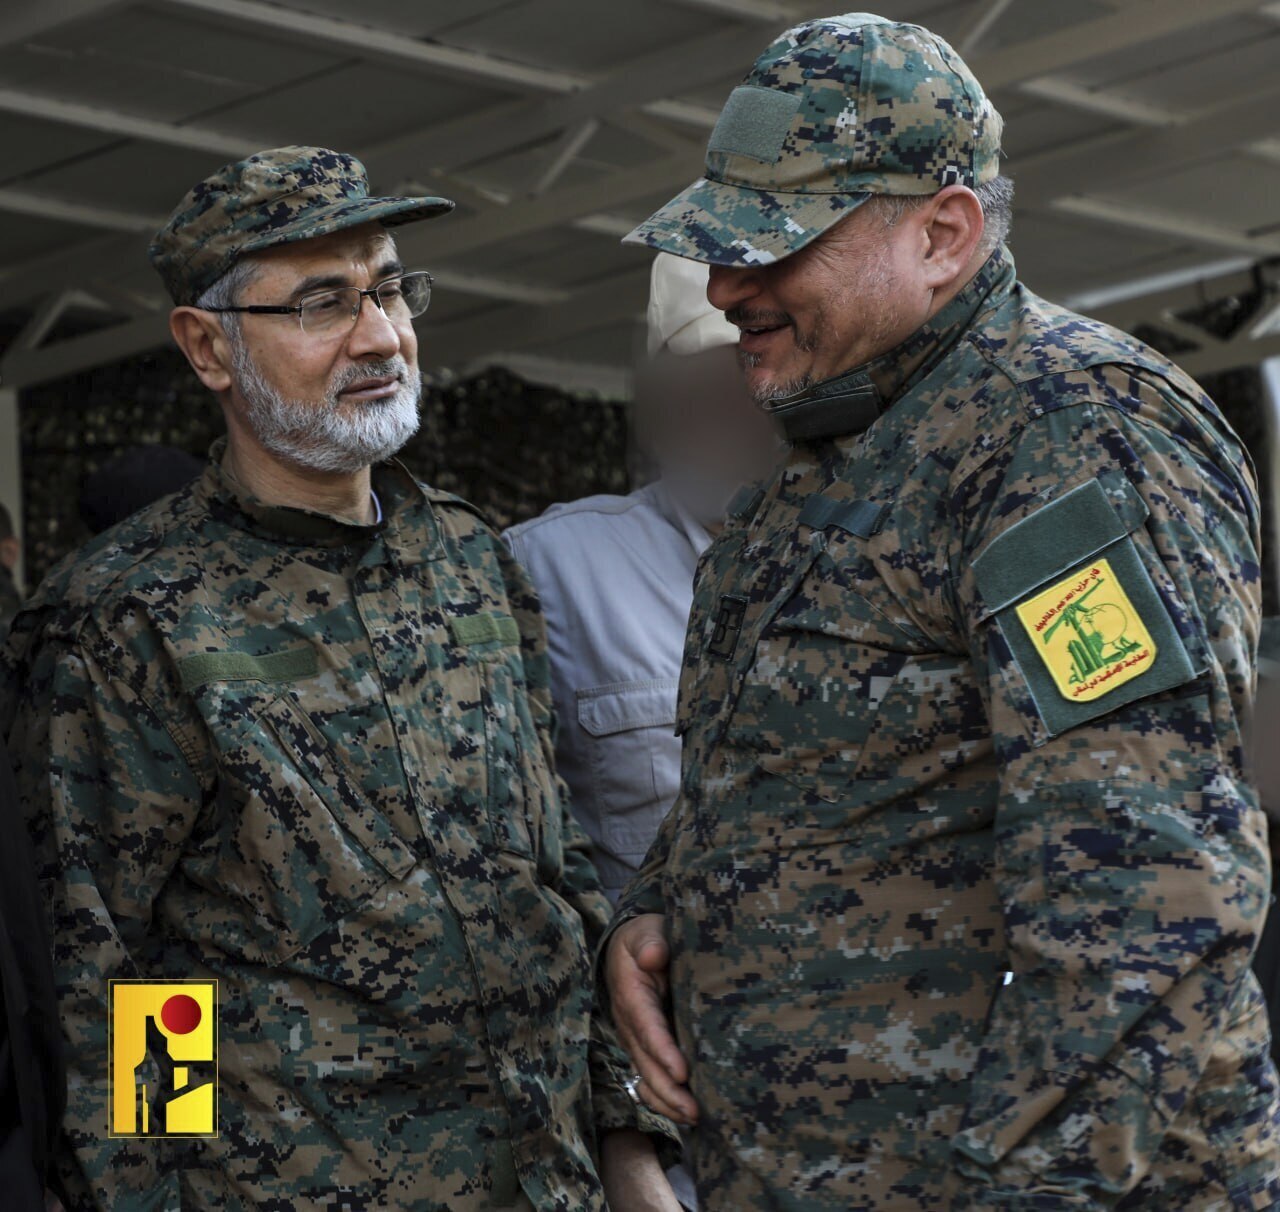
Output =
[
  {"x1": 707, "y1": 200, "x2": 933, "y2": 404},
  {"x1": 226, "y1": 224, "x2": 422, "y2": 473},
  {"x1": 635, "y1": 345, "x2": 783, "y2": 524}
]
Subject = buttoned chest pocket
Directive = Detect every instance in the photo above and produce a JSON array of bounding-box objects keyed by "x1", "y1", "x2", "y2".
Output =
[
  {"x1": 723, "y1": 544, "x2": 927, "y2": 805},
  {"x1": 577, "y1": 679, "x2": 680, "y2": 865},
  {"x1": 185, "y1": 679, "x2": 418, "y2": 966},
  {"x1": 479, "y1": 656, "x2": 543, "y2": 863}
]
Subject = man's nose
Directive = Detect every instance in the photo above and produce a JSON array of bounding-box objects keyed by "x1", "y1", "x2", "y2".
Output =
[
  {"x1": 707, "y1": 263, "x2": 759, "y2": 315},
  {"x1": 345, "y1": 292, "x2": 402, "y2": 361}
]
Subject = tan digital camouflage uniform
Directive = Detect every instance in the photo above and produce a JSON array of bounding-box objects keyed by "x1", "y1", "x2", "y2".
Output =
[
  {"x1": 2, "y1": 442, "x2": 675, "y2": 1211},
  {"x1": 607, "y1": 247, "x2": 1280, "y2": 1209}
]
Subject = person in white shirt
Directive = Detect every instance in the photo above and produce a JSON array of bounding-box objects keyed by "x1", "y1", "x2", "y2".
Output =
[
  {"x1": 503, "y1": 253, "x2": 781, "y2": 1210},
  {"x1": 504, "y1": 254, "x2": 782, "y2": 903}
]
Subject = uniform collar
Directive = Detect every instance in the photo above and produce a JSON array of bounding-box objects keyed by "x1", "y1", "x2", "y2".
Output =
[
  {"x1": 763, "y1": 245, "x2": 1016, "y2": 443},
  {"x1": 198, "y1": 436, "x2": 427, "y2": 550}
]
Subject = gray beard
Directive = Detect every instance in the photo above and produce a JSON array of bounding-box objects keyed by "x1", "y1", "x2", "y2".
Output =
[{"x1": 233, "y1": 345, "x2": 421, "y2": 474}]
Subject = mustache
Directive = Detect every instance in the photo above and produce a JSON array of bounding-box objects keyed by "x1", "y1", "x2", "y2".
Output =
[
  {"x1": 725, "y1": 306, "x2": 793, "y2": 329},
  {"x1": 329, "y1": 357, "x2": 411, "y2": 398}
]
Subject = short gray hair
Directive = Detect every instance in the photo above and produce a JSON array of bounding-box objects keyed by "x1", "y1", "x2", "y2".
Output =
[
  {"x1": 193, "y1": 257, "x2": 260, "y2": 343},
  {"x1": 869, "y1": 174, "x2": 1015, "y2": 252}
]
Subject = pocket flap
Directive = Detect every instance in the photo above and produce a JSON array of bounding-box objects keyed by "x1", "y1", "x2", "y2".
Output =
[
  {"x1": 577, "y1": 679, "x2": 679, "y2": 737},
  {"x1": 972, "y1": 476, "x2": 1149, "y2": 616}
]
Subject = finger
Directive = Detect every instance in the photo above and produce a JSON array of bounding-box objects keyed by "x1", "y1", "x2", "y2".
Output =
[
  {"x1": 632, "y1": 1062, "x2": 698, "y2": 1124},
  {"x1": 612, "y1": 960, "x2": 687, "y2": 1084}
]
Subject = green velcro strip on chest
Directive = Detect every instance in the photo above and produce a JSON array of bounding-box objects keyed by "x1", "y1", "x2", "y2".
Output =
[
  {"x1": 178, "y1": 647, "x2": 318, "y2": 692},
  {"x1": 450, "y1": 612, "x2": 519, "y2": 647},
  {"x1": 798, "y1": 494, "x2": 888, "y2": 539},
  {"x1": 708, "y1": 85, "x2": 801, "y2": 163},
  {"x1": 972, "y1": 477, "x2": 1147, "y2": 615}
]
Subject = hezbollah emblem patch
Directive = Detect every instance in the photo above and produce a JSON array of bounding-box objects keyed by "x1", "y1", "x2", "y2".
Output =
[{"x1": 1014, "y1": 557, "x2": 1156, "y2": 701}]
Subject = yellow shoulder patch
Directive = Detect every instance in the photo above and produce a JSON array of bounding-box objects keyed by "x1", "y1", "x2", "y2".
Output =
[{"x1": 1013, "y1": 557, "x2": 1157, "y2": 703}]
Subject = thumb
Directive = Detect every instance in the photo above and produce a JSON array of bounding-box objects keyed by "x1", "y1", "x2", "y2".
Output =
[{"x1": 627, "y1": 925, "x2": 670, "y2": 973}]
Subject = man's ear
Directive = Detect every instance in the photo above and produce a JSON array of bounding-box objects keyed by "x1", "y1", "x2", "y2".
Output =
[
  {"x1": 917, "y1": 184, "x2": 986, "y2": 293},
  {"x1": 169, "y1": 307, "x2": 236, "y2": 395},
  {"x1": 0, "y1": 536, "x2": 18, "y2": 572}
]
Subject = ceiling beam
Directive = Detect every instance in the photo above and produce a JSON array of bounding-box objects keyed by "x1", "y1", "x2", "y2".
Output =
[
  {"x1": 0, "y1": 87, "x2": 255, "y2": 158},
  {"x1": 361, "y1": 23, "x2": 767, "y2": 178},
  {"x1": 1050, "y1": 196, "x2": 1280, "y2": 258},
  {"x1": 0, "y1": 0, "x2": 129, "y2": 49},
  {"x1": 0, "y1": 188, "x2": 160, "y2": 234},
  {"x1": 956, "y1": 0, "x2": 1017, "y2": 56},
  {"x1": 427, "y1": 267, "x2": 650, "y2": 369},
  {"x1": 402, "y1": 153, "x2": 694, "y2": 263},
  {"x1": 1014, "y1": 80, "x2": 1280, "y2": 203},
  {"x1": 0, "y1": 311, "x2": 172, "y2": 391},
  {"x1": 159, "y1": 0, "x2": 582, "y2": 95},
  {"x1": 972, "y1": 0, "x2": 1266, "y2": 91}
]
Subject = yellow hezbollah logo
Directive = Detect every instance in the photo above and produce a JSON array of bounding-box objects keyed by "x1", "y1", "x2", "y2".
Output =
[
  {"x1": 109, "y1": 980, "x2": 217, "y2": 1137},
  {"x1": 1014, "y1": 557, "x2": 1156, "y2": 702}
]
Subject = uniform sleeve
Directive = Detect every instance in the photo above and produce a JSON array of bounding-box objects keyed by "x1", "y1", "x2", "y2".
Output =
[
  {"x1": 944, "y1": 399, "x2": 1269, "y2": 1208},
  {"x1": 498, "y1": 542, "x2": 682, "y2": 1158},
  {"x1": 7, "y1": 622, "x2": 205, "y2": 1212}
]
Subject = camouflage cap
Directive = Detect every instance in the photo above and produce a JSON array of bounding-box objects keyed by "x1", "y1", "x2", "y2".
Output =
[
  {"x1": 150, "y1": 146, "x2": 454, "y2": 304},
  {"x1": 625, "y1": 12, "x2": 1003, "y2": 267}
]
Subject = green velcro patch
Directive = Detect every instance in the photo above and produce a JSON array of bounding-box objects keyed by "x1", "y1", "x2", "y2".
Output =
[
  {"x1": 450, "y1": 613, "x2": 520, "y2": 647},
  {"x1": 708, "y1": 85, "x2": 801, "y2": 163},
  {"x1": 973, "y1": 478, "x2": 1200, "y2": 739},
  {"x1": 972, "y1": 477, "x2": 1146, "y2": 615},
  {"x1": 178, "y1": 647, "x2": 318, "y2": 693},
  {"x1": 798, "y1": 494, "x2": 888, "y2": 539}
]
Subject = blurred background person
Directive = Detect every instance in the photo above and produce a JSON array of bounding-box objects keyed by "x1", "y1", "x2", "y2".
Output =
[
  {"x1": 77, "y1": 444, "x2": 204, "y2": 536},
  {"x1": 504, "y1": 253, "x2": 783, "y2": 1211},
  {"x1": 505, "y1": 252, "x2": 781, "y2": 906}
]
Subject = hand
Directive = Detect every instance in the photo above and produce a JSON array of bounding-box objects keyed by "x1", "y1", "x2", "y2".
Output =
[
  {"x1": 605, "y1": 914, "x2": 698, "y2": 1124},
  {"x1": 599, "y1": 1129, "x2": 683, "y2": 1212}
]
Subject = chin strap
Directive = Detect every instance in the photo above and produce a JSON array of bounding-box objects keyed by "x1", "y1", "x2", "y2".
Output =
[{"x1": 764, "y1": 370, "x2": 883, "y2": 442}]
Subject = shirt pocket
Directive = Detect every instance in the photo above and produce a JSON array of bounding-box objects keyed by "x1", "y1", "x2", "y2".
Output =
[
  {"x1": 185, "y1": 678, "x2": 418, "y2": 966},
  {"x1": 577, "y1": 679, "x2": 680, "y2": 865},
  {"x1": 721, "y1": 544, "x2": 921, "y2": 808},
  {"x1": 479, "y1": 659, "x2": 541, "y2": 862},
  {"x1": 972, "y1": 475, "x2": 1203, "y2": 744}
]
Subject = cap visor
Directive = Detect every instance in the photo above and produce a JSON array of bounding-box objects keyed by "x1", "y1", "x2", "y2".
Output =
[
  {"x1": 241, "y1": 194, "x2": 455, "y2": 257},
  {"x1": 623, "y1": 176, "x2": 869, "y2": 267}
]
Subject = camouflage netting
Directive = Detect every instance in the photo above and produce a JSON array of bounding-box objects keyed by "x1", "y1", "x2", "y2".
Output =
[
  {"x1": 18, "y1": 349, "x2": 630, "y2": 589},
  {"x1": 15, "y1": 349, "x2": 1277, "y2": 614}
]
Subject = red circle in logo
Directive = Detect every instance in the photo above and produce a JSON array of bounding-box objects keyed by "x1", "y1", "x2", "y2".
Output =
[{"x1": 160, "y1": 993, "x2": 202, "y2": 1035}]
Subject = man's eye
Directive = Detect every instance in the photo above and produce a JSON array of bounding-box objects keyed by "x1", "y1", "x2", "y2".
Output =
[
  {"x1": 304, "y1": 294, "x2": 344, "y2": 314},
  {"x1": 379, "y1": 282, "x2": 404, "y2": 300}
]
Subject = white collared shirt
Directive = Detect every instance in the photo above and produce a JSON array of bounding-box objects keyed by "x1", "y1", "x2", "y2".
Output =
[{"x1": 503, "y1": 481, "x2": 711, "y2": 902}]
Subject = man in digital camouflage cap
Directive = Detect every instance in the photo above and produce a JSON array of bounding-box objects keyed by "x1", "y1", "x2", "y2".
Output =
[
  {"x1": 601, "y1": 13, "x2": 1280, "y2": 1210},
  {"x1": 2, "y1": 146, "x2": 680, "y2": 1210}
]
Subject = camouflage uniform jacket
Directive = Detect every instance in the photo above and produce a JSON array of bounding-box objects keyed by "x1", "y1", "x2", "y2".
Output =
[
  {"x1": 607, "y1": 248, "x2": 1280, "y2": 1210},
  {"x1": 1, "y1": 444, "x2": 676, "y2": 1211}
]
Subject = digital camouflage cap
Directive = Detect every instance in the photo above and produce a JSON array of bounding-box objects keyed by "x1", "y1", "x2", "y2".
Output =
[
  {"x1": 625, "y1": 12, "x2": 1003, "y2": 267},
  {"x1": 149, "y1": 146, "x2": 454, "y2": 305}
]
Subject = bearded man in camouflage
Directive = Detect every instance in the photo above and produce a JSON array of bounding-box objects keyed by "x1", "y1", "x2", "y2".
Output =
[
  {"x1": 1, "y1": 146, "x2": 680, "y2": 1211},
  {"x1": 602, "y1": 14, "x2": 1280, "y2": 1210}
]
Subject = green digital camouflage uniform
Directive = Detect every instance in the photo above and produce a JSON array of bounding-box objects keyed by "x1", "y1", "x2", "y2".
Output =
[
  {"x1": 1, "y1": 445, "x2": 675, "y2": 1211},
  {"x1": 607, "y1": 12, "x2": 1280, "y2": 1211}
]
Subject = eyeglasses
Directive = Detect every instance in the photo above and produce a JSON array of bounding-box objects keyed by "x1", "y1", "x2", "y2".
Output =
[{"x1": 201, "y1": 270, "x2": 433, "y2": 337}]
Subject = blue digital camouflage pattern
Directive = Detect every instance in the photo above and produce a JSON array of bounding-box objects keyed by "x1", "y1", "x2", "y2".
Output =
[
  {"x1": 624, "y1": 14, "x2": 1003, "y2": 266},
  {"x1": 1, "y1": 444, "x2": 677, "y2": 1210},
  {"x1": 606, "y1": 247, "x2": 1280, "y2": 1209},
  {"x1": 149, "y1": 146, "x2": 453, "y2": 304}
]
